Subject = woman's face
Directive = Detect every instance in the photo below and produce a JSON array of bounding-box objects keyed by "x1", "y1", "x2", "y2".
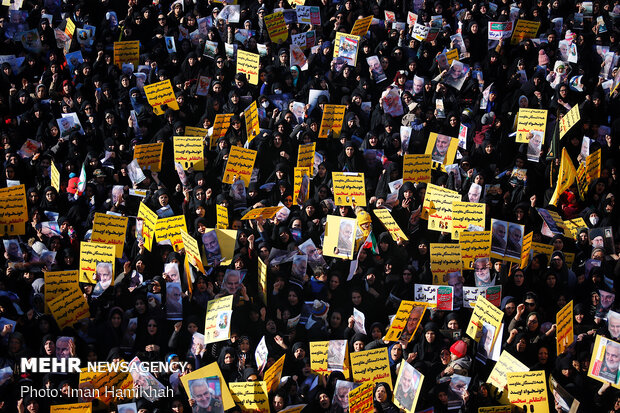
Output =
[
  {"x1": 111, "y1": 313, "x2": 122, "y2": 328},
  {"x1": 448, "y1": 319, "x2": 459, "y2": 329},
  {"x1": 418, "y1": 243, "x2": 428, "y2": 255},
  {"x1": 352, "y1": 292, "x2": 362, "y2": 306},
  {"x1": 375, "y1": 385, "x2": 388, "y2": 402},
  {"x1": 135, "y1": 299, "x2": 146, "y2": 314},
  {"x1": 288, "y1": 291, "x2": 299, "y2": 305},
  {"x1": 425, "y1": 330, "x2": 436, "y2": 343},
  {"x1": 44, "y1": 340, "x2": 55, "y2": 355},
  {"x1": 330, "y1": 312, "x2": 342, "y2": 327},
  {"x1": 329, "y1": 276, "x2": 340, "y2": 290}
]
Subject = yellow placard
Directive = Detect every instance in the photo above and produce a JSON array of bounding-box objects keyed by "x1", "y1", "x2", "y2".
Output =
[
  {"x1": 318, "y1": 104, "x2": 347, "y2": 138},
  {"x1": 174, "y1": 136, "x2": 204, "y2": 170},
  {"x1": 244, "y1": 101, "x2": 260, "y2": 141},
  {"x1": 229, "y1": 381, "x2": 269, "y2": 412},
  {"x1": 479, "y1": 407, "x2": 512, "y2": 413},
  {"x1": 333, "y1": 32, "x2": 361, "y2": 65},
  {"x1": 507, "y1": 370, "x2": 549, "y2": 413},
  {"x1": 185, "y1": 126, "x2": 208, "y2": 139},
  {"x1": 91, "y1": 213, "x2": 128, "y2": 258},
  {"x1": 550, "y1": 148, "x2": 577, "y2": 205},
  {"x1": 236, "y1": 49, "x2": 260, "y2": 85},
  {"x1": 206, "y1": 228, "x2": 236, "y2": 266},
  {"x1": 430, "y1": 243, "x2": 462, "y2": 284},
  {"x1": 393, "y1": 364, "x2": 424, "y2": 413},
  {"x1": 293, "y1": 167, "x2": 311, "y2": 203},
  {"x1": 332, "y1": 172, "x2": 366, "y2": 206},
  {"x1": 350, "y1": 15, "x2": 373, "y2": 36},
  {"x1": 143, "y1": 79, "x2": 179, "y2": 115},
  {"x1": 488, "y1": 350, "x2": 529, "y2": 390},
  {"x1": 350, "y1": 347, "x2": 392, "y2": 388},
  {"x1": 516, "y1": 108, "x2": 547, "y2": 143},
  {"x1": 241, "y1": 206, "x2": 283, "y2": 220},
  {"x1": 384, "y1": 301, "x2": 427, "y2": 343},
  {"x1": 181, "y1": 229, "x2": 205, "y2": 273},
  {"x1": 349, "y1": 382, "x2": 374, "y2": 413},
  {"x1": 79, "y1": 367, "x2": 133, "y2": 406},
  {"x1": 531, "y1": 241, "x2": 554, "y2": 262},
  {"x1": 258, "y1": 257, "x2": 267, "y2": 305},
  {"x1": 44, "y1": 270, "x2": 78, "y2": 311},
  {"x1": 586, "y1": 148, "x2": 601, "y2": 184},
  {"x1": 323, "y1": 215, "x2": 357, "y2": 260},
  {"x1": 557, "y1": 300, "x2": 574, "y2": 356},
  {"x1": 133, "y1": 142, "x2": 164, "y2": 172},
  {"x1": 588, "y1": 335, "x2": 620, "y2": 389},
  {"x1": 520, "y1": 231, "x2": 533, "y2": 268},
  {"x1": 563, "y1": 217, "x2": 588, "y2": 239},
  {"x1": 264, "y1": 354, "x2": 286, "y2": 392},
  {"x1": 452, "y1": 201, "x2": 485, "y2": 239},
  {"x1": 264, "y1": 11, "x2": 289, "y2": 43},
  {"x1": 78, "y1": 241, "x2": 115, "y2": 284},
  {"x1": 204, "y1": 295, "x2": 234, "y2": 344},
  {"x1": 156, "y1": 215, "x2": 188, "y2": 251},
  {"x1": 138, "y1": 203, "x2": 158, "y2": 251},
  {"x1": 0, "y1": 184, "x2": 28, "y2": 233},
  {"x1": 403, "y1": 154, "x2": 432, "y2": 183},
  {"x1": 373, "y1": 208, "x2": 408, "y2": 241},
  {"x1": 297, "y1": 142, "x2": 316, "y2": 170},
  {"x1": 223, "y1": 146, "x2": 258, "y2": 186},
  {"x1": 511, "y1": 19, "x2": 540, "y2": 45},
  {"x1": 559, "y1": 104, "x2": 580, "y2": 138},
  {"x1": 310, "y1": 341, "x2": 329, "y2": 374},
  {"x1": 459, "y1": 231, "x2": 491, "y2": 270},
  {"x1": 114, "y1": 40, "x2": 139, "y2": 68},
  {"x1": 180, "y1": 362, "x2": 235, "y2": 410},
  {"x1": 51, "y1": 403, "x2": 92, "y2": 412},
  {"x1": 65, "y1": 18, "x2": 76, "y2": 37},
  {"x1": 48, "y1": 287, "x2": 90, "y2": 329},
  {"x1": 446, "y1": 48, "x2": 459, "y2": 64},
  {"x1": 576, "y1": 162, "x2": 588, "y2": 201},
  {"x1": 212, "y1": 113, "x2": 234, "y2": 148},
  {"x1": 216, "y1": 204, "x2": 228, "y2": 229},
  {"x1": 422, "y1": 184, "x2": 461, "y2": 231},
  {"x1": 425, "y1": 132, "x2": 458, "y2": 171},
  {"x1": 51, "y1": 161, "x2": 60, "y2": 192},
  {"x1": 466, "y1": 296, "x2": 503, "y2": 348}
]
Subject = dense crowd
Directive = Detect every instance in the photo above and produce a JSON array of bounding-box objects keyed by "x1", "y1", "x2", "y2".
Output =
[{"x1": 0, "y1": 0, "x2": 619, "y2": 412}]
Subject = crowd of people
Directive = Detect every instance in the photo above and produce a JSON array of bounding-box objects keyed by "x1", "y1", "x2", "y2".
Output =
[{"x1": 0, "y1": 0, "x2": 620, "y2": 412}]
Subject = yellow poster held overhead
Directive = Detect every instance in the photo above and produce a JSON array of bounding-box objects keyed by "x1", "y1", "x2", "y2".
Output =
[
  {"x1": 384, "y1": 300, "x2": 427, "y2": 342},
  {"x1": 445, "y1": 48, "x2": 459, "y2": 64},
  {"x1": 507, "y1": 371, "x2": 549, "y2": 413},
  {"x1": 241, "y1": 206, "x2": 283, "y2": 220},
  {"x1": 143, "y1": 79, "x2": 179, "y2": 115},
  {"x1": 64, "y1": 18, "x2": 76, "y2": 38},
  {"x1": 576, "y1": 162, "x2": 588, "y2": 201},
  {"x1": 156, "y1": 215, "x2": 188, "y2": 251},
  {"x1": 559, "y1": 104, "x2": 580, "y2": 138},
  {"x1": 350, "y1": 15, "x2": 373, "y2": 36},
  {"x1": 318, "y1": 104, "x2": 347, "y2": 138},
  {"x1": 174, "y1": 136, "x2": 204, "y2": 170},
  {"x1": 78, "y1": 241, "x2": 115, "y2": 284},
  {"x1": 212, "y1": 113, "x2": 234, "y2": 148},
  {"x1": 51, "y1": 161, "x2": 60, "y2": 192},
  {"x1": 348, "y1": 382, "x2": 374, "y2": 413},
  {"x1": 459, "y1": 231, "x2": 491, "y2": 270},
  {"x1": 332, "y1": 172, "x2": 366, "y2": 206},
  {"x1": 520, "y1": 231, "x2": 533, "y2": 268},
  {"x1": 516, "y1": 108, "x2": 547, "y2": 143},
  {"x1": 0, "y1": 184, "x2": 28, "y2": 232},
  {"x1": 204, "y1": 295, "x2": 234, "y2": 344},
  {"x1": 258, "y1": 257, "x2": 268, "y2": 305},
  {"x1": 133, "y1": 142, "x2": 163, "y2": 171},
  {"x1": 511, "y1": 19, "x2": 540, "y2": 44},
  {"x1": 466, "y1": 296, "x2": 503, "y2": 347},
  {"x1": 323, "y1": 215, "x2": 358, "y2": 260},
  {"x1": 350, "y1": 347, "x2": 392, "y2": 388},
  {"x1": 586, "y1": 148, "x2": 601, "y2": 184},
  {"x1": 563, "y1": 217, "x2": 588, "y2": 239},
  {"x1": 180, "y1": 229, "x2": 205, "y2": 273},
  {"x1": 138, "y1": 202, "x2": 158, "y2": 251},
  {"x1": 550, "y1": 148, "x2": 577, "y2": 205},
  {"x1": 264, "y1": 11, "x2": 289, "y2": 43},
  {"x1": 229, "y1": 381, "x2": 269, "y2": 412},
  {"x1": 91, "y1": 213, "x2": 128, "y2": 258},
  {"x1": 310, "y1": 341, "x2": 330, "y2": 374},
  {"x1": 48, "y1": 285, "x2": 90, "y2": 329},
  {"x1": 430, "y1": 243, "x2": 462, "y2": 284},
  {"x1": 403, "y1": 154, "x2": 432, "y2": 183},
  {"x1": 114, "y1": 40, "x2": 140, "y2": 67},
  {"x1": 236, "y1": 49, "x2": 260, "y2": 85},
  {"x1": 216, "y1": 204, "x2": 228, "y2": 229},
  {"x1": 373, "y1": 208, "x2": 408, "y2": 241},
  {"x1": 422, "y1": 184, "x2": 460, "y2": 230},
  {"x1": 425, "y1": 133, "x2": 458, "y2": 171},
  {"x1": 264, "y1": 354, "x2": 286, "y2": 392},
  {"x1": 556, "y1": 300, "x2": 574, "y2": 356},
  {"x1": 51, "y1": 403, "x2": 92, "y2": 413},
  {"x1": 478, "y1": 407, "x2": 512, "y2": 413},
  {"x1": 297, "y1": 142, "x2": 316, "y2": 170},
  {"x1": 44, "y1": 270, "x2": 78, "y2": 310},
  {"x1": 293, "y1": 167, "x2": 311, "y2": 203},
  {"x1": 223, "y1": 146, "x2": 257, "y2": 186},
  {"x1": 244, "y1": 101, "x2": 260, "y2": 141},
  {"x1": 185, "y1": 126, "x2": 208, "y2": 139},
  {"x1": 487, "y1": 350, "x2": 529, "y2": 390},
  {"x1": 451, "y1": 201, "x2": 485, "y2": 239}
]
